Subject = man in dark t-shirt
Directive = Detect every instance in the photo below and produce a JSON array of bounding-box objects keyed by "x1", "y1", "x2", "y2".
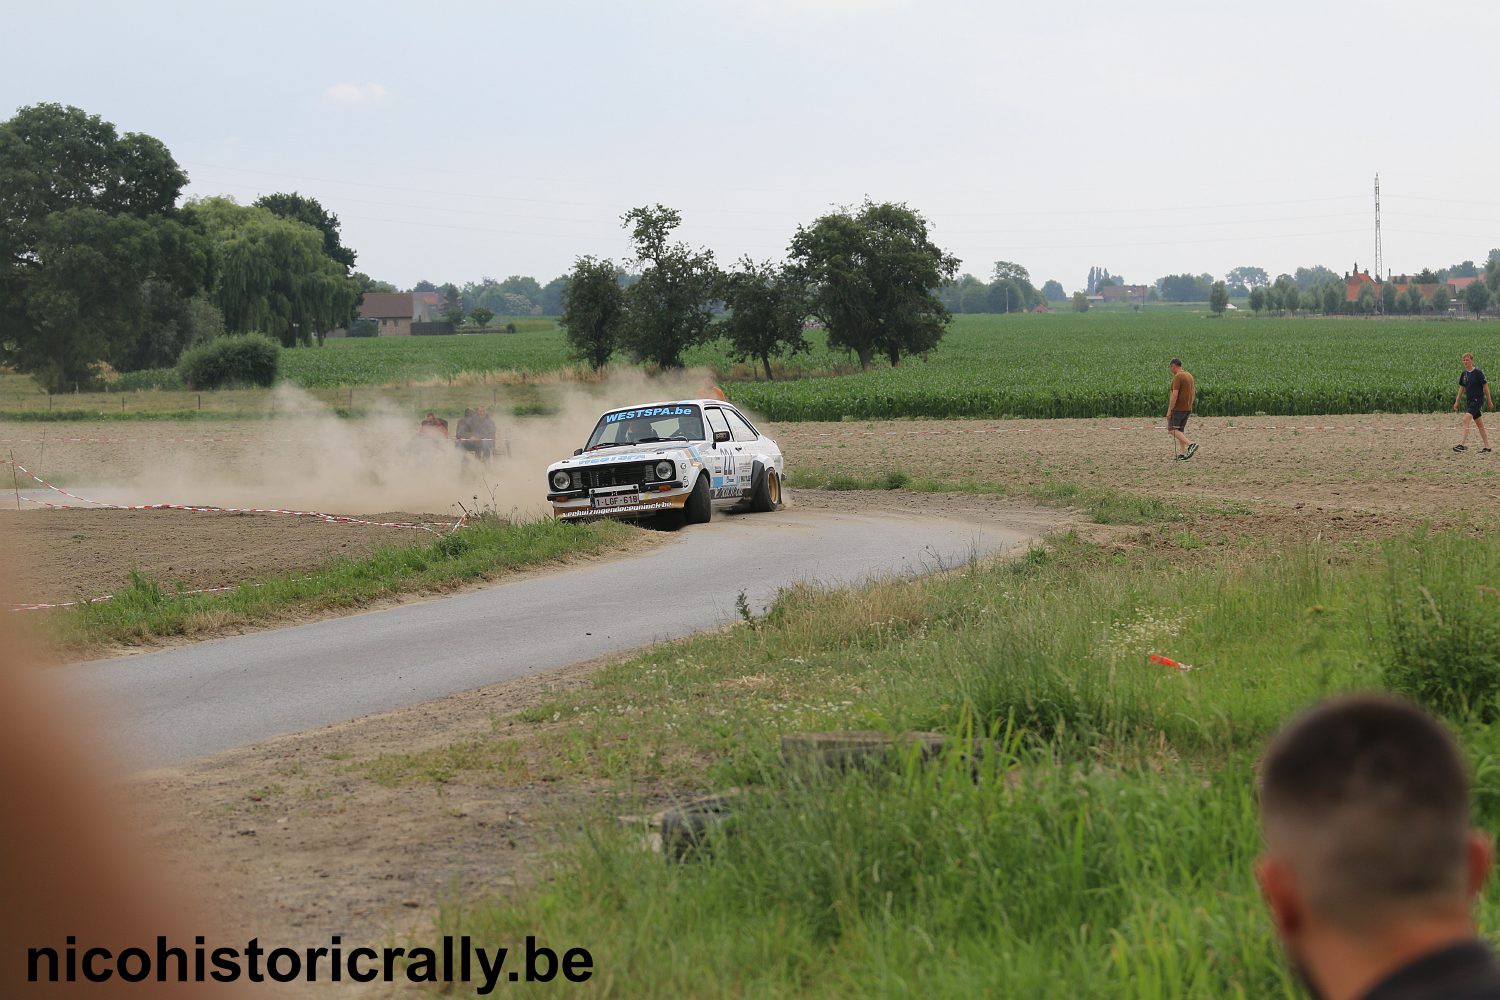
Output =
[
  {"x1": 1258, "y1": 696, "x2": 1500, "y2": 999},
  {"x1": 1454, "y1": 353, "x2": 1494, "y2": 453}
]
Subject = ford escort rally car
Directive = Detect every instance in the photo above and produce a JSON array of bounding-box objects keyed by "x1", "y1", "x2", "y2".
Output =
[{"x1": 545, "y1": 399, "x2": 784, "y2": 525}]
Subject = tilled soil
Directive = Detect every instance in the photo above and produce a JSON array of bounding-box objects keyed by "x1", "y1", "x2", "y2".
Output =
[
  {"x1": 771, "y1": 412, "x2": 1500, "y2": 523},
  {"x1": 2, "y1": 508, "x2": 440, "y2": 606}
]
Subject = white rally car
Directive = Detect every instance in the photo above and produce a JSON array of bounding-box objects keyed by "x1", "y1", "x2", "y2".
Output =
[{"x1": 545, "y1": 399, "x2": 785, "y2": 526}]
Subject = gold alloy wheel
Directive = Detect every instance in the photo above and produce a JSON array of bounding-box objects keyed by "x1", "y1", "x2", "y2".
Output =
[{"x1": 767, "y1": 470, "x2": 782, "y2": 506}]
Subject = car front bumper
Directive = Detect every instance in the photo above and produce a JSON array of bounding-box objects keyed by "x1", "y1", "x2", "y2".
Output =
[{"x1": 548, "y1": 483, "x2": 690, "y2": 521}]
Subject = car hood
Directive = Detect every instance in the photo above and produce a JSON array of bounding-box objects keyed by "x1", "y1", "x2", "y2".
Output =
[{"x1": 548, "y1": 445, "x2": 697, "y2": 473}]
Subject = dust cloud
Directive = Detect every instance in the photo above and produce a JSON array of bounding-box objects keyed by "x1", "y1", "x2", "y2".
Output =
[{"x1": 110, "y1": 370, "x2": 725, "y2": 519}]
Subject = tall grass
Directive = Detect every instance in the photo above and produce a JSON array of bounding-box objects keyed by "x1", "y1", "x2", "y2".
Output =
[{"x1": 435, "y1": 526, "x2": 1500, "y2": 996}]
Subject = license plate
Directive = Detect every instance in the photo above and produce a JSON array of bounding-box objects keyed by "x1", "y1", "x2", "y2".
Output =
[{"x1": 591, "y1": 493, "x2": 642, "y2": 509}]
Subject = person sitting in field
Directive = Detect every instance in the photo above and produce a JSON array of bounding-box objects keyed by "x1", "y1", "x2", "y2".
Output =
[
  {"x1": 455, "y1": 407, "x2": 474, "y2": 444},
  {"x1": 1257, "y1": 694, "x2": 1500, "y2": 999},
  {"x1": 472, "y1": 405, "x2": 497, "y2": 459},
  {"x1": 419, "y1": 411, "x2": 449, "y2": 440}
]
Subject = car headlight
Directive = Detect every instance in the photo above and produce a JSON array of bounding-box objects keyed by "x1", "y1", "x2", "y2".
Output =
[
  {"x1": 655, "y1": 460, "x2": 674, "y2": 481},
  {"x1": 551, "y1": 470, "x2": 572, "y2": 491}
]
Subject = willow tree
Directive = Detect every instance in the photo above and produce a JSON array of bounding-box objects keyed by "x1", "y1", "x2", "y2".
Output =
[{"x1": 188, "y1": 196, "x2": 358, "y2": 346}]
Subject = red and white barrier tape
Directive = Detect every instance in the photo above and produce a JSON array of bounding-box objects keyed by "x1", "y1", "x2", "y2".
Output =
[{"x1": 3, "y1": 460, "x2": 463, "y2": 535}]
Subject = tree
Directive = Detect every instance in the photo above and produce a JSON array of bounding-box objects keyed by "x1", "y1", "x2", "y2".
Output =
[
  {"x1": 1466, "y1": 280, "x2": 1491, "y2": 317},
  {"x1": 254, "y1": 192, "x2": 356, "y2": 272},
  {"x1": 1042, "y1": 279, "x2": 1065, "y2": 302},
  {"x1": 540, "y1": 275, "x2": 569, "y2": 314},
  {"x1": 1283, "y1": 286, "x2": 1301, "y2": 313},
  {"x1": 616, "y1": 205, "x2": 721, "y2": 368},
  {"x1": 789, "y1": 200, "x2": 958, "y2": 368},
  {"x1": 1381, "y1": 282, "x2": 1397, "y2": 315},
  {"x1": 1357, "y1": 283, "x2": 1378, "y2": 315},
  {"x1": 413, "y1": 279, "x2": 437, "y2": 292},
  {"x1": 440, "y1": 283, "x2": 464, "y2": 326},
  {"x1": 1446, "y1": 260, "x2": 1480, "y2": 279},
  {"x1": 0, "y1": 104, "x2": 213, "y2": 389},
  {"x1": 353, "y1": 272, "x2": 396, "y2": 295},
  {"x1": 1248, "y1": 287, "x2": 1267, "y2": 314},
  {"x1": 468, "y1": 306, "x2": 494, "y2": 328},
  {"x1": 1157, "y1": 273, "x2": 1212, "y2": 302},
  {"x1": 1398, "y1": 287, "x2": 1421, "y2": 315},
  {"x1": 188, "y1": 196, "x2": 357, "y2": 347},
  {"x1": 559, "y1": 256, "x2": 623, "y2": 370},
  {"x1": 1321, "y1": 283, "x2": 1343, "y2": 315},
  {"x1": 1071, "y1": 291, "x2": 1090, "y2": 313},
  {"x1": 116, "y1": 282, "x2": 225, "y2": 371},
  {"x1": 990, "y1": 279, "x2": 1027, "y2": 314},
  {"x1": 1431, "y1": 284, "x2": 1452, "y2": 314},
  {"x1": 720, "y1": 258, "x2": 809, "y2": 380},
  {"x1": 1293, "y1": 265, "x2": 1339, "y2": 291},
  {"x1": 1226, "y1": 266, "x2": 1269, "y2": 294},
  {"x1": 1208, "y1": 281, "x2": 1229, "y2": 316}
]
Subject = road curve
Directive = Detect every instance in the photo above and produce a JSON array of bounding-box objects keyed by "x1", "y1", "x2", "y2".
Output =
[{"x1": 51, "y1": 508, "x2": 1041, "y2": 769}]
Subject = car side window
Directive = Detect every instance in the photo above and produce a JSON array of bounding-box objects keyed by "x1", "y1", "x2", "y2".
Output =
[
  {"x1": 704, "y1": 407, "x2": 731, "y2": 440},
  {"x1": 727, "y1": 408, "x2": 761, "y2": 437},
  {"x1": 723, "y1": 409, "x2": 758, "y2": 442}
]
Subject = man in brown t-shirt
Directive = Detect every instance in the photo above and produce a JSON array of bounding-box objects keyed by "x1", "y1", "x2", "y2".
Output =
[{"x1": 1167, "y1": 358, "x2": 1198, "y2": 460}]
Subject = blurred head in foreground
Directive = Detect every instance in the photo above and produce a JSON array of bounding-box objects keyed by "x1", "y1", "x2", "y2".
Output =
[
  {"x1": 1258, "y1": 695, "x2": 1497, "y2": 1000},
  {"x1": 0, "y1": 579, "x2": 242, "y2": 995}
]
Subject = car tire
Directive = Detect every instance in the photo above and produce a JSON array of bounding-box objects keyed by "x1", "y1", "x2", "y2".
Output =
[
  {"x1": 684, "y1": 474, "x2": 712, "y2": 524},
  {"x1": 750, "y1": 463, "x2": 781, "y2": 513}
]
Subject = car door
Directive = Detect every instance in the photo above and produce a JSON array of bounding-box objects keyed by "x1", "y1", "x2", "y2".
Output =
[
  {"x1": 721, "y1": 408, "x2": 763, "y2": 495},
  {"x1": 702, "y1": 406, "x2": 736, "y2": 499},
  {"x1": 727, "y1": 407, "x2": 780, "y2": 473}
]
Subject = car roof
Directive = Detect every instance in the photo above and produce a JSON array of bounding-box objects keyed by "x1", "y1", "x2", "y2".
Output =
[{"x1": 600, "y1": 398, "x2": 733, "y2": 412}]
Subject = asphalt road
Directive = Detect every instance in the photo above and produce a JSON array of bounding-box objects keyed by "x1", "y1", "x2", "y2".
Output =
[{"x1": 51, "y1": 508, "x2": 1040, "y2": 769}]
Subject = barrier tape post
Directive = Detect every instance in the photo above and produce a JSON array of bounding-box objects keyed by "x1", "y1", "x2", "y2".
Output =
[{"x1": 9, "y1": 449, "x2": 17, "y2": 510}]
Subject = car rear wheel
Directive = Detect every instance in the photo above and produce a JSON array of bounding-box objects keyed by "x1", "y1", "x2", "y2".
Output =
[
  {"x1": 750, "y1": 464, "x2": 781, "y2": 513},
  {"x1": 684, "y1": 474, "x2": 712, "y2": 524}
]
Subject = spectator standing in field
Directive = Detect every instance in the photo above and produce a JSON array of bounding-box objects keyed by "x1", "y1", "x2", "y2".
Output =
[
  {"x1": 1453, "y1": 353, "x2": 1494, "y2": 453},
  {"x1": 1257, "y1": 695, "x2": 1500, "y2": 1000},
  {"x1": 1167, "y1": 358, "x2": 1197, "y2": 461}
]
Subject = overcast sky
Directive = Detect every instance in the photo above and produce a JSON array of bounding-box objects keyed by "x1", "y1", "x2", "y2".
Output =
[{"x1": 7, "y1": 0, "x2": 1499, "y2": 291}]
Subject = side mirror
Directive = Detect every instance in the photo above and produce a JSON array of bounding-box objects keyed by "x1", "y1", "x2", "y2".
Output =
[
  {"x1": 713, "y1": 430, "x2": 731, "y2": 444},
  {"x1": 573, "y1": 448, "x2": 583, "y2": 456}
]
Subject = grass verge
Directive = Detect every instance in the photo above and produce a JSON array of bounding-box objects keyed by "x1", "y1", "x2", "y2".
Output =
[
  {"x1": 785, "y1": 466, "x2": 1245, "y2": 524},
  {"x1": 48, "y1": 516, "x2": 637, "y2": 653},
  {"x1": 425, "y1": 526, "x2": 1500, "y2": 996}
]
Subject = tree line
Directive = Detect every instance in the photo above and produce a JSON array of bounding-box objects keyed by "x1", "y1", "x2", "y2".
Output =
[
  {"x1": 560, "y1": 201, "x2": 958, "y2": 378},
  {"x1": 1, "y1": 104, "x2": 366, "y2": 390}
]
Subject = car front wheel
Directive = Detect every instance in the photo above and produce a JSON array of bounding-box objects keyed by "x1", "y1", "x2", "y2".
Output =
[{"x1": 684, "y1": 474, "x2": 713, "y2": 524}]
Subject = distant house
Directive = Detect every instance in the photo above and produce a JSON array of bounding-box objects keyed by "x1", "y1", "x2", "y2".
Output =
[
  {"x1": 1344, "y1": 266, "x2": 1379, "y2": 303},
  {"x1": 355, "y1": 291, "x2": 440, "y2": 337},
  {"x1": 1098, "y1": 284, "x2": 1149, "y2": 305},
  {"x1": 1346, "y1": 263, "x2": 1478, "y2": 308}
]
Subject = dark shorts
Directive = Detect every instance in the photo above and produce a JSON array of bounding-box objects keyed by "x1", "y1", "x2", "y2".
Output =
[
  {"x1": 1168, "y1": 410, "x2": 1191, "y2": 432},
  {"x1": 1468, "y1": 399, "x2": 1485, "y2": 419}
]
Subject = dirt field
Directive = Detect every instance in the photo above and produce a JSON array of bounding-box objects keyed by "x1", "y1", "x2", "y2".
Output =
[
  {"x1": 775, "y1": 412, "x2": 1500, "y2": 523},
  {"x1": 3, "y1": 508, "x2": 442, "y2": 606}
]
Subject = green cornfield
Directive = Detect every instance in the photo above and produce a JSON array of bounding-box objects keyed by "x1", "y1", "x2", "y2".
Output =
[
  {"x1": 278, "y1": 325, "x2": 570, "y2": 387},
  {"x1": 728, "y1": 312, "x2": 1488, "y2": 420}
]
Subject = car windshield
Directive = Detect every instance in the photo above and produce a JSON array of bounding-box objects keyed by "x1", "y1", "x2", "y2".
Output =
[{"x1": 584, "y1": 405, "x2": 705, "y2": 450}]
